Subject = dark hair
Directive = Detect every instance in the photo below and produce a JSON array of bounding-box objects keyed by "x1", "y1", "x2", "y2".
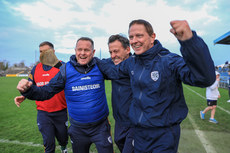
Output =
[
  {"x1": 129, "y1": 19, "x2": 154, "y2": 36},
  {"x1": 76, "y1": 37, "x2": 94, "y2": 49},
  {"x1": 39, "y1": 41, "x2": 54, "y2": 49},
  {"x1": 108, "y1": 34, "x2": 130, "y2": 49}
]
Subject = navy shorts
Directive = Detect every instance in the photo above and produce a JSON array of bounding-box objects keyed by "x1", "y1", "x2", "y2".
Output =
[
  {"x1": 37, "y1": 109, "x2": 68, "y2": 153},
  {"x1": 207, "y1": 99, "x2": 217, "y2": 106},
  {"x1": 68, "y1": 118, "x2": 113, "y2": 153}
]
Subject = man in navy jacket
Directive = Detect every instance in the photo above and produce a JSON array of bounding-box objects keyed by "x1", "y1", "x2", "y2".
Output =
[
  {"x1": 106, "y1": 34, "x2": 134, "y2": 153},
  {"x1": 96, "y1": 20, "x2": 216, "y2": 153},
  {"x1": 16, "y1": 37, "x2": 113, "y2": 153}
]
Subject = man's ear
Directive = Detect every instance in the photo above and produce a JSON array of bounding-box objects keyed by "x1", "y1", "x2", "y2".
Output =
[{"x1": 150, "y1": 33, "x2": 156, "y2": 45}]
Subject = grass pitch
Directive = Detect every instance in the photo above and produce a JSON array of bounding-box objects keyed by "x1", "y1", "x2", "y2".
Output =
[{"x1": 0, "y1": 77, "x2": 230, "y2": 153}]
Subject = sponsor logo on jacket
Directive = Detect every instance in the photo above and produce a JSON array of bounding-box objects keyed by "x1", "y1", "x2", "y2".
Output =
[
  {"x1": 81, "y1": 76, "x2": 91, "y2": 80},
  {"x1": 36, "y1": 81, "x2": 49, "y2": 87},
  {"x1": 72, "y1": 84, "x2": 100, "y2": 91},
  {"x1": 42, "y1": 73, "x2": 50, "y2": 76}
]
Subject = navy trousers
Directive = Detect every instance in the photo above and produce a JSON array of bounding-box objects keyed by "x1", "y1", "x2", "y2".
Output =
[
  {"x1": 134, "y1": 124, "x2": 180, "y2": 153},
  {"x1": 114, "y1": 122, "x2": 134, "y2": 153},
  {"x1": 68, "y1": 118, "x2": 113, "y2": 153},
  {"x1": 37, "y1": 109, "x2": 68, "y2": 153}
]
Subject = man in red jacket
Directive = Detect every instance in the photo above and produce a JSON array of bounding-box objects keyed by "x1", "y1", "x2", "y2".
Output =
[{"x1": 14, "y1": 41, "x2": 68, "y2": 153}]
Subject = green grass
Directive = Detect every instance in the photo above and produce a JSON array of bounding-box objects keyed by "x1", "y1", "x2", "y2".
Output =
[
  {"x1": 179, "y1": 85, "x2": 230, "y2": 153},
  {"x1": 0, "y1": 77, "x2": 118, "y2": 153},
  {"x1": 0, "y1": 77, "x2": 230, "y2": 153},
  {"x1": 0, "y1": 77, "x2": 43, "y2": 152}
]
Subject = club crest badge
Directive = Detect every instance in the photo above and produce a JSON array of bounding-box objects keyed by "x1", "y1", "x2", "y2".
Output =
[{"x1": 151, "y1": 71, "x2": 159, "y2": 81}]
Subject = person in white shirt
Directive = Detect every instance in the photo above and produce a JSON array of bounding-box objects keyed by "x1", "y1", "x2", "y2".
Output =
[{"x1": 200, "y1": 71, "x2": 220, "y2": 124}]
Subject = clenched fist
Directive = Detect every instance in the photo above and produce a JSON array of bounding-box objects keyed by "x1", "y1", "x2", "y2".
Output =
[
  {"x1": 170, "y1": 20, "x2": 193, "y2": 41},
  {"x1": 17, "y1": 79, "x2": 33, "y2": 93}
]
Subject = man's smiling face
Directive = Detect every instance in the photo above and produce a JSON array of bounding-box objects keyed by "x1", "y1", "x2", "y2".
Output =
[
  {"x1": 75, "y1": 40, "x2": 95, "y2": 65},
  {"x1": 129, "y1": 24, "x2": 155, "y2": 55}
]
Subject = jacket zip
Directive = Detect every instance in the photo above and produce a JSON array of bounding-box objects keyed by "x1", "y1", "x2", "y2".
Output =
[{"x1": 138, "y1": 67, "x2": 145, "y2": 123}]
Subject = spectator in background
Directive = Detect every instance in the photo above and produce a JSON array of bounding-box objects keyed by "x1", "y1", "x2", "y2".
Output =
[
  {"x1": 200, "y1": 71, "x2": 221, "y2": 124},
  {"x1": 14, "y1": 41, "x2": 68, "y2": 153},
  {"x1": 224, "y1": 61, "x2": 229, "y2": 67},
  {"x1": 223, "y1": 61, "x2": 230, "y2": 103},
  {"x1": 227, "y1": 71, "x2": 230, "y2": 102}
]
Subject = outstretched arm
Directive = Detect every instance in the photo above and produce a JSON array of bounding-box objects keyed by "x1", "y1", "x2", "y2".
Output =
[{"x1": 16, "y1": 72, "x2": 65, "y2": 101}]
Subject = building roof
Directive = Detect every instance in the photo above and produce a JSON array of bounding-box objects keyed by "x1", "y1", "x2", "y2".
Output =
[{"x1": 214, "y1": 31, "x2": 230, "y2": 45}]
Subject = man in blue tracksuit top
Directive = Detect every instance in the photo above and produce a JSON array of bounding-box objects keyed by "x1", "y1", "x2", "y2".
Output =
[
  {"x1": 17, "y1": 37, "x2": 113, "y2": 153},
  {"x1": 106, "y1": 34, "x2": 134, "y2": 153},
  {"x1": 96, "y1": 20, "x2": 216, "y2": 153}
]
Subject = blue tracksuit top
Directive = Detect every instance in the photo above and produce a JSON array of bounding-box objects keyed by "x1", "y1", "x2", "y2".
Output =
[
  {"x1": 22, "y1": 55, "x2": 109, "y2": 124},
  {"x1": 96, "y1": 31, "x2": 216, "y2": 128},
  {"x1": 105, "y1": 58, "x2": 133, "y2": 127}
]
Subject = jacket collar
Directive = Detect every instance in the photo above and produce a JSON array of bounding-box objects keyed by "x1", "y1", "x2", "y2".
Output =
[
  {"x1": 134, "y1": 40, "x2": 163, "y2": 61},
  {"x1": 70, "y1": 55, "x2": 96, "y2": 67},
  {"x1": 69, "y1": 55, "x2": 96, "y2": 73}
]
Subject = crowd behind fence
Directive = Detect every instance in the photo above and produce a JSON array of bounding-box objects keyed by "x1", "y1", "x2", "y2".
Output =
[{"x1": 217, "y1": 63, "x2": 230, "y2": 89}]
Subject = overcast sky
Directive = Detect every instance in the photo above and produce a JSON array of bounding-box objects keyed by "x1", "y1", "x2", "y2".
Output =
[{"x1": 0, "y1": 0, "x2": 229, "y2": 66}]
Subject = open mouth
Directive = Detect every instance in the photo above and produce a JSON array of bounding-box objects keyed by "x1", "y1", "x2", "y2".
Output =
[
  {"x1": 80, "y1": 57, "x2": 87, "y2": 59},
  {"x1": 133, "y1": 44, "x2": 142, "y2": 49}
]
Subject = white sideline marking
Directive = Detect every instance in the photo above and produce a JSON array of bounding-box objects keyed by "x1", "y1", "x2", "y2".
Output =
[
  {"x1": 187, "y1": 114, "x2": 217, "y2": 153},
  {"x1": 0, "y1": 139, "x2": 42, "y2": 147},
  {"x1": 0, "y1": 139, "x2": 97, "y2": 153},
  {"x1": 184, "y1": 86, "x2": 230, "y2": 115}
]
